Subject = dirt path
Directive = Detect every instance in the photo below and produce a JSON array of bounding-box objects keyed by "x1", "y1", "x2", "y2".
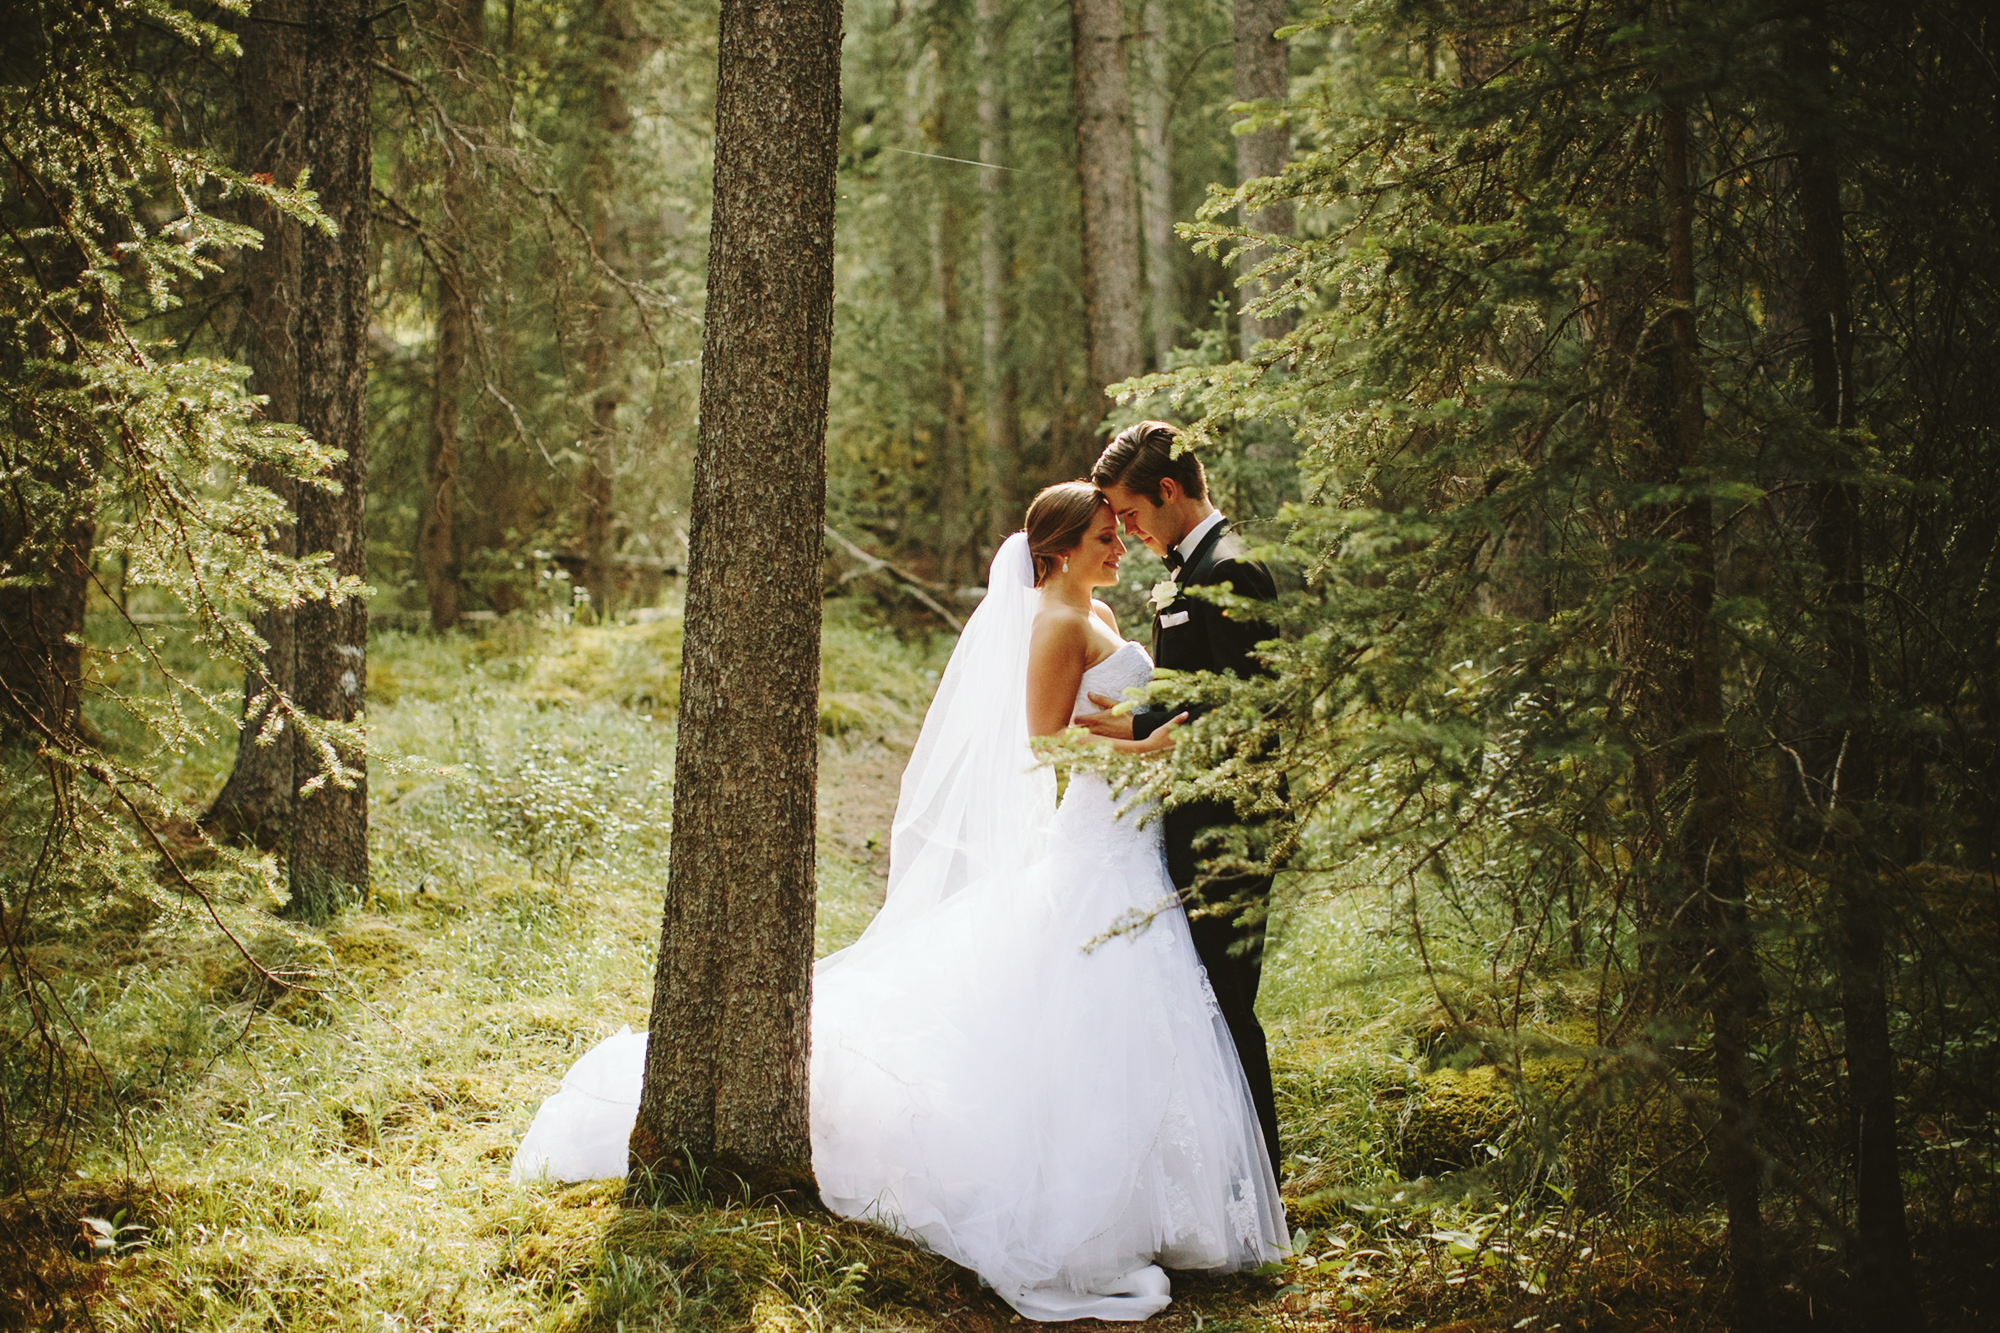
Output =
[{"x1": 818, "y1": 732, "x2": 913, "y2": 881}]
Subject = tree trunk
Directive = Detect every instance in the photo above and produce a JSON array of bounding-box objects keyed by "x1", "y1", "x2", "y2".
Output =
[
  {"x1": 934, "y1": 198, "x2": 971, "y2": 588},
  {"x1": 424, "y1": 263, "x2": 468, "y2": 631},
  {"x1": 286, "y1": 0, "x2": 374, "y2": 916},
  {"x1": 0, "y1": 228, "x2": 95, "y2": 748},
  {"x1": 1790, "y1": 6, "x2": 1920, "y2": 1322},
  {"x1": 421, "y1": 0, "x2": 484, "y2": 633},
  {"x1": 1068, "y1": 0, "x2": 1142, "y2": 445},
  {"x1": 930, "y1": 55, "x2": 970, "y2": 588},
  {"x1": 1664, "y1": 100, "x2": 1769, "y2": 1330},
  {"x1": 581, "y1": 0, "x2": 644, "y2": 622},
  {"x1": 1232, "y1": 0, "x2": 1293, "y2": 351},
  {"x1": 1136, "y1": 0, "x2": 1176, "y2": 367},
  {"x1": 0, "y1": 476, "x2": 92, "y2": 748},
  {"x1": 977, "y1": 0, "x2": 1021, "y2": 543},
  {"x1": 629, "y1": 0, "x2": 841, "y2": 1200},
  {"x1": 206, "y1": 0, "x2": 305, "y2": 844}
]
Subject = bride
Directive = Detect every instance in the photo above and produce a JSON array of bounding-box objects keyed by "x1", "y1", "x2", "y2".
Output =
[{"x1": 513, "y1": 483, "x2": 1288, "y2": 1321}]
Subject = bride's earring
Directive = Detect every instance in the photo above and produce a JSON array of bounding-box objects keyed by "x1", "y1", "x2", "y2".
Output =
[{"x1": 1062, "y1": 557, "x2": 1069, "y2": 573}]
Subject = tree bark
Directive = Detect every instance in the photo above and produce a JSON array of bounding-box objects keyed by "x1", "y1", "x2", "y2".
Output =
[
  {"x1": 1789, "y1": 6, "x2": 1920, "y2": 1322},
  {"x1": 629, "y1": 0, "x2": 841, "y2": 1199},
  {"x1": 1232, "y1": 0, "x2": 1293, "y2": 351},
  {"x1": 977, "y1": 0, "x2": 1021, "y2": 543},
  {"x1": 1068, "y1": 0, "x2": 1142, "y2": 444},
  {"x1": 421, "y1": 0, "x2": 484, "y2": 633},
  {"x1": 206, "y1": 0, "x2": 305, "y2": 843},
  {"x1": 1136, "y1": 0, "x2": 1176, "y2": 367},
  {"x1": 286, "y1": 0, "x2": 374, "y2": 915}
]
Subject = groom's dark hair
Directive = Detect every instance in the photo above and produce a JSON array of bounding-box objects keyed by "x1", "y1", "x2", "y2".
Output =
[{"x1": 1092, "y1": 420, "x2": 1207, "y2": 504}]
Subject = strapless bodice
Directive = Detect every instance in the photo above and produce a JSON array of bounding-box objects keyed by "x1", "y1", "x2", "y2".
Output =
[
  {"x1": 1057, "y1": 640, "x2": 1160, "y2": 849},
  {"x1": 1076, "y1": 639, "x2": 1153, "y2": 716}
]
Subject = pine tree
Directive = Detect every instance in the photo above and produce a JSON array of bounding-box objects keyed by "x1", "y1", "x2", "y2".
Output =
[
  {"x1": 1231, "y1": 0, "x2": 1293, "y2": 350},
  {"x1": 629, "y1": 0, "x2": 843, "y2": 1197},
  {"x1": 206, "y1": 0, "x2": 309, "y2": 843},
  {"x1": 1068, "y1": 0, "x2": 1143, "y2": 443},
  {"x1": 976, "y1": 0, "x2": 1021, "y2": 542},
  {"x1": 285, "y1": 0, "x2": 376, "y2": 915},
  {"x1": 0, "y1": 0, "x2": 345, "y2": 1195},
  {"x1": 419, "y1": 0, "x2": 485, "y2": 633}
]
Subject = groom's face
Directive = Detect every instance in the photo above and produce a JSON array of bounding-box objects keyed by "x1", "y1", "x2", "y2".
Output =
[{"x1": 1098, "y1": 481, "x2": 1184, "y2": 559}]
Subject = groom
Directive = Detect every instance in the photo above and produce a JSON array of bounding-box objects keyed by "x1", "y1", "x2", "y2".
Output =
[{"x1": 1077, "y1": 420, "x2": 1283, "y2": 1173}]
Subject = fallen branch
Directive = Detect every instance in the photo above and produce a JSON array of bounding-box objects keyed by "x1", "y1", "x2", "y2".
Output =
[{"x1": 822, "y1": 526, "x2": 964, "y2": 631}]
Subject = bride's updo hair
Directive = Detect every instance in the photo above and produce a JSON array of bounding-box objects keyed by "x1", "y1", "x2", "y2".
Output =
[{"x1": 1023, "y1": 482, "x2": 1109, "y2": 587}]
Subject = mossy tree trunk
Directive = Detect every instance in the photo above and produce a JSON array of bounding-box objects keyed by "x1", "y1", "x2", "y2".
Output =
[{"x1": 629, "y1": 0, "x2": 841, "y2": 1200}]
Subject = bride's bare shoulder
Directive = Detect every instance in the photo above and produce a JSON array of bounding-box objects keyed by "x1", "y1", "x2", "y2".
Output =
[{"x1": 1030, "y1": 600, "x2": 1092, "y2": 650}]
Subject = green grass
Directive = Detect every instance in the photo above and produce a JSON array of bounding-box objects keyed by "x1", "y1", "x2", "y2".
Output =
[{"x1": 10, "y1": 601, "x2": 1738, "y2": 1332}]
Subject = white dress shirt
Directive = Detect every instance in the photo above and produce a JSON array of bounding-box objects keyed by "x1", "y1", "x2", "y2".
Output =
[{"x1": 1174, "y1": 510, "x2": 1226, "y2": 575}]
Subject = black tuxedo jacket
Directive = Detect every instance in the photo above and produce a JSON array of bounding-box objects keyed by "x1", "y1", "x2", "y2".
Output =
[{"x1": 1131, "y1": 517, "x2": 1277, "y2": 892}]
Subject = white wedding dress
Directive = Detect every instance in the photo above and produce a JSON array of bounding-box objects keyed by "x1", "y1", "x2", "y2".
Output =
[{"x1": 511, "y1": 536, "x2": 1287, "y2": 1322}]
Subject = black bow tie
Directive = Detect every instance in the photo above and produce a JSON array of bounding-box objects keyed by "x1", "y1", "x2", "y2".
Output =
[{"x1": 1164, "y1": 547, "x2": 1185, "y2": 575}]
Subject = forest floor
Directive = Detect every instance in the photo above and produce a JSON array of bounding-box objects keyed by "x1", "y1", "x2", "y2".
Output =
[{"x1": 10, "y1": 605, "x2": 1741, "y2": 1332}]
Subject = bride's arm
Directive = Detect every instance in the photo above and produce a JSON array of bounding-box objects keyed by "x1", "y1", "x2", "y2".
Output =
[
  {"x1": 1026, "y1": 612, "x2": 1088, "y2": 737},
  {"x1": 1029, "y1": 611, "x2": 1184, "y2": 753}
]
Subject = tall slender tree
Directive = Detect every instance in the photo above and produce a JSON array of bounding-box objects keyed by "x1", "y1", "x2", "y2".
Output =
[
  {"x1": 929, "y1": 27, "x2": 971, "y2": 584},
  {"x1": 1068, "y1": 0, "x2": 1142, "y2": 441},
  {"x1": 1232, "y1": 0, "x2": 1293, "y2": 351},
  {"x1": 1135, "y1": 0, "x2": 1177, "y2": 367},
  {"x1": 932, "y1": 198, "x2": 972, "y2": 584},
  {"x1": 629, "y1": 0, "x2": 843, "y2": 1196},
  {"x1": 285, "y1": 0, "x2": 375, "y2": 913},
  {"x1": 976, "y1": 0, "x2": 1020, "y2": 543},
  {"x1": 1661, "y1": 95, "x2": 1768, "y2": 1328},
  {"x1": 419, "y1": 0, "x2": 485, "y2": 633},
  {"x1": 579, "y1": 0, "x2": 646, "y2": 621},
  {"x1": 205, "y1": 0, "x2": 309, "y2": 841},
  {"x1": 1787, "y1": 4, "x2": 1919, "y2": 1322}
]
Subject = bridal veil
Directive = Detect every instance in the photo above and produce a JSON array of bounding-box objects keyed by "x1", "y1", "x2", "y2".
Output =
[{"x1": 872, "y1": 531, "x2": 1053, "y2": 930}]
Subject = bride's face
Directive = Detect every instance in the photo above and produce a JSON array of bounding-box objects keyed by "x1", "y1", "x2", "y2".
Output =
[{"x1": 1068, "y1": 506, "x2": 1124, "y2": 588}]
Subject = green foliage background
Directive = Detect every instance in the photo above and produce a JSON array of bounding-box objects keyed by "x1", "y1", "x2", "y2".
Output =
[{"x1": 3, "y1": 0, "x2": 1998, "y2": 1328}]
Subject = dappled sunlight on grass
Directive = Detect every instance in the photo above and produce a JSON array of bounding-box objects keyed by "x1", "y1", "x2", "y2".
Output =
[
  {"x1": 19, "y1": 609, "x2": 1773, "y2": 1332},
  {"x1": 25, "y1": 610, "x2": 965, "y2": 1331}
]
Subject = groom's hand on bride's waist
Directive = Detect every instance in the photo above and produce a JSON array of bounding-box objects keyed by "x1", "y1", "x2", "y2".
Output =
[{"x1": 1073, "y1": 692, "x2": 1135, "y2": 741}]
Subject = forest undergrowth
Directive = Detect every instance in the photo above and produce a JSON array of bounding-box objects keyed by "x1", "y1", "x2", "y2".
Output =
[{"x1": 10, "y1": 605, "x2": 1806, "y2": 1332}]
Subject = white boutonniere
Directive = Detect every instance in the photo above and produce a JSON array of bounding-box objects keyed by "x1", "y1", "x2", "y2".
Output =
[{"x1": 1149, "y1": 579, "x2": 1179, "y2": 614}]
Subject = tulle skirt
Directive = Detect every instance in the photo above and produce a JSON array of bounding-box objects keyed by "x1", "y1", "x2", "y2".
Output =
[
  {"x1": 510, "y1": 1026, "x2": 644, "y2": 1185},
  {"x1": 509, "y1": 773, "x2": 1288, "y2": 1321},
  {"x1": 810, "y1": 773, "x2": 1288, "y2": 1320}
]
